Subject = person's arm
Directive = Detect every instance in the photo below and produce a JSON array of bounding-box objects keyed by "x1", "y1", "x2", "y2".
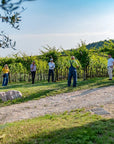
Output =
[
  {"x1": 35, "y1": 65, "x2": 36, "y2": 71},
  {"x1": 30, "y1": 64, "x2": 34, "y2": 70},
  {"x1": 30, "y1": 64, "x2": 32, "y2": 70},
  {"x1": 73, "y1": 60, "x2": 79, "y2": 68},
  {"x1": 53, "y1": 63, "x2": 55, "y2": 69},
  {"x1": 110, "y1": 59, "x2": 114, "y2": 68},
  {"x1": 48, "y1": 62, "x2": 50, "y2": 69},
  {"x1": 76, "y1": 61, "x2": 79, "y2": 68},
  {"x1": 113, "y1": 59, "x2": 114, "y2": 66}
]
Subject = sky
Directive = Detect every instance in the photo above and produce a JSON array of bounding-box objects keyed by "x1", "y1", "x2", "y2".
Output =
[{"x1": 1, "y1": 0, "x2": 114, "y2": 57}]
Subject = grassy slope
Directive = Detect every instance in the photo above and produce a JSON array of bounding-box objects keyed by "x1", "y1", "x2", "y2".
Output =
[
  {"x1": 0, "y1": 110, "x2": 113, "y2": 144},
  {"x1": 0, "y1": 78, "x2": 113, "y2": 144},
  {"x1": 0, "y1": 77, "x2": 114, "y2": 107}
]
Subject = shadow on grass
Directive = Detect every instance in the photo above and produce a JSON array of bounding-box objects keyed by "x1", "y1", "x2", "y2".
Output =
[
  {"x1": 16, "y1": 89, "x2": 55, "y2": 102},
  {"x1": 0, "y1": 77, "x2": 113, "y2": 90},
  {"x1": 0, "y1": 77, "x2": 113, "y2": 107},
  {"x1": 77, "y1": 77, "x2": 114, "y2": 89},
  {"x1": 14, "y1": 119, "x2": 114, "y2": 144},
  {"x1": 0, "y1": 81, "x2": 59, "y2": 90}
]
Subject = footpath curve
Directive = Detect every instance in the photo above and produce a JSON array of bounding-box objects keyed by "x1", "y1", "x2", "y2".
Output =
[{"x1": 0, "y1": 86, "x2": 114, "y2": 124}]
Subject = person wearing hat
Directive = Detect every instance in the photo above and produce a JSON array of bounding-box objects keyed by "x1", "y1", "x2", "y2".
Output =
[
  {"x1": 107, "y1": 54, "x2": 114, "y2": 80},
  {"x1": 67, "y1": 56, "x2": 79, "y2": 87},
  {"x1": 48, "y1": 58, "x2": 55, "y2": 82},
  {"x1": 30, "y1": 61, "x2": 36, "y2": 84},
  {"x1": 2, "y1": 64, "x2": 10, "y2": 86}
]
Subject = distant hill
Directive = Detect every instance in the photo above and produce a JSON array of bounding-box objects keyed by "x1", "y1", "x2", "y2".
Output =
[{"x1": 86, "y1": 39, "x2": 114, "y2": 50}]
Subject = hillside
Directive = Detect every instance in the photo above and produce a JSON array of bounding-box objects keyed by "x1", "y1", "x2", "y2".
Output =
[{"x1": 86, "y1": 39, "x2": 114, "y2": 49}]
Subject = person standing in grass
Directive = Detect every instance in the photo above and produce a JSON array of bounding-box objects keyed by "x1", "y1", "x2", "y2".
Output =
[
  {"x1": 107, "y1": 54, "x2": 114, "y2": 80},
  {"x1": 30, "y1": 61, "x2": 36, "y2": 84},
  {"x1": 2, "y1": 64, "x2": 10, "y2": 86},
  {"x1": 48, "y1": 58, "x2": 55, "y2": 82},
  {"x1": 67, "y1": 56, "x2": 79, "y2": 87}
]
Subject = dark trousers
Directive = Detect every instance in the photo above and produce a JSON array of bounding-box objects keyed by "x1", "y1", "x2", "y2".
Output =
[
  {"x1": 68, "y1": 69, "x2": 77, "y2": 87},
  {"x1": 2, "y1": 73, "x2": 9, "y2": 86},
  {"x1": 48, "y1": 69, "x2": 54, "y2": 82},
  {"x1": 31, "y1": 71, "x2": 36, "y2": 84}
]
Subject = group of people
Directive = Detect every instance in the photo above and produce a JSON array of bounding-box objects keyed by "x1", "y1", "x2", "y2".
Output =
[
  {"x1": 2, "y1": 54, "x2": 114, "y2": 87},
  {"x1": 30, "y1": 56, "x2": 78, "y2": 87},
  {"x1": 30, "y1": 58, "x2": 55, "y2": 84}
]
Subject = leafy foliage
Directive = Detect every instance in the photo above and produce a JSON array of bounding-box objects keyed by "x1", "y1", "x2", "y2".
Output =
[
  {"x1": 0, "y1": 31, "x2": 16, "y2": 49},
  {"x1": 0, "y1": 0, "x2": 34, "y2": 29},
  {"x1": 99, "y1": 40, "x2": 114, "y2": 57},
  {"x1": 86, "y1": 39, "x2": 114, "y2": 50},
  {"x1": 74, "y1": 41, "x2": 90, "y2": 70},
  {"x1": 0, "y1": 0, "x2": 34, "y2": 49},
  {"x1": 41, "y1": 45, "x2": 61, "y2": 68}
]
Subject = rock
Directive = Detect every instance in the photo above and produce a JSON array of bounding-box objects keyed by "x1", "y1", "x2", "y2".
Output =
[
  {"x1": 0, "y1": 92, "x2": 7, "y2": 102},
  {"x1": 0, "y1": 90, "x2": 22, "y2": 102},
  {"x1": 6, "y1": 90, "x2": 22, "y2": 101}
]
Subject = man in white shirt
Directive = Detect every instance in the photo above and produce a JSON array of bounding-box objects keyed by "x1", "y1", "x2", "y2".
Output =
[
  {"x1": 48, "y1": 58, "x2": 55, "y2": 82},
  {"x1": 30, "y1": 61, "x2": 36, "y2": 84},
  {"x1": 107, "y1": 54, "x2": 114, "y2": 80}
]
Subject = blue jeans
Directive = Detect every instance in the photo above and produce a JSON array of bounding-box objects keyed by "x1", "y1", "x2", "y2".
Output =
[
  {"x1": 2, "y1": 73, "x2": 9, "y2": 86},
  {"x1": 68, "y1": 69, "x2": 77, "y2": 87},
  {"x1": 48, "y1": 69, "x2": 54, "y2": 82},
  {"x1": 31, "y1": 71, "x2": 36, "y2": 84}
]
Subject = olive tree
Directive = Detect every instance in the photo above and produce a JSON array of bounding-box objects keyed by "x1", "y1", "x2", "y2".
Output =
[{"x1": 0, "y1": 0, "x2": 34, "y2": 49}]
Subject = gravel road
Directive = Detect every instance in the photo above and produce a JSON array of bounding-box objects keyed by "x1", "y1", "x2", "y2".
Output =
[{"x1": 0, "y1": 86, "x2": 114, "y2": 124}]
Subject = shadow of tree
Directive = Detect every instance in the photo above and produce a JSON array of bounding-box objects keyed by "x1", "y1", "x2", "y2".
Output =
[
  {"x1": 0, "y1": 81, "x2": 59, "y2": 90},
  {"x1": 14, "y1": 119, "x2": 114, "y2": 144},
  {"x1": 0, "y1": 78, "x2": 113, "y2": 107},
  {"x1": 13, "y1": 89, "x2": 55, "y2": 103}
]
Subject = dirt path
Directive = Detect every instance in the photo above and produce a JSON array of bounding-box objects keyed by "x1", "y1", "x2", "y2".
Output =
[{"x1": 0, "y1": 86, "x2": 114, "y2": 124}]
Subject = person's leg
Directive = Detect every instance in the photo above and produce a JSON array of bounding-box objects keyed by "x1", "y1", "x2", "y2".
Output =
[
  {"x1": 48, "y1": 69, "x2": 51, "y2": 82},
  {"x1": 68, "y1": 70, "x2": 72, "y2": 87},
  {"x1": 2, "y1": 75, "x2": 6, "y2": 86},
  {"x1": 5, "y1": 74, "x2": 9, "y2": 86},
  {"x1": 31, "y1": 72, "x2": 34, "y2": 84},
  {"x1": 33, "y1": 71, "x2": 36, "y2": 83},
  {"x1": 52, "y1": 70, "x2": 54, "y2": 82},
  {"x1": 108, "y1": 67, "x2": 113, "y2": 80},
  {"x1": 73, "y1": 70, "x2": 77, "y2": 87},
  {"x1": 32, "y1": 71, "x2": 36, "y2": 84}
]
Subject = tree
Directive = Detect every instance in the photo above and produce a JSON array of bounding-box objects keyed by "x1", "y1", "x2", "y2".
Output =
[
  {"x1": 40, "y1": 45, "x2": 61, "y2": 68},
  {"x1": 74, "y1": 41, "x2": 90, "y2": 80},
  {"x1": 0, "y1": 0, "x2": 34, "y2": 49},
  {"x1": 99, "y1": 40, "x2": 114, "y2": 57},
  {"x1": 0, "y1": 31, "x2": 16, "y2": 49}
]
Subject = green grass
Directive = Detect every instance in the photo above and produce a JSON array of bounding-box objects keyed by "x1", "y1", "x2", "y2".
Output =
[
  {"x1": 0, "y1": 77, "x2": 114, "y2": 107},
  {"x1": 0, "y1": 110, "x2": 113, "y2": 144},
  {"x1": 0, "y1": 78, "x2": 113, "y2": 144}
]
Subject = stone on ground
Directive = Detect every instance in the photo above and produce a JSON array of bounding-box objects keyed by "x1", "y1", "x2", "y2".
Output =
[{"x1": 0, "y1": 90, "x2": 22, "y2": 102}]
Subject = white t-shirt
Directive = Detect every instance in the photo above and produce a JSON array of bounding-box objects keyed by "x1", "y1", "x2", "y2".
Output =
[
  {"x1": 48, "y1": 62, "x2": 55, "y2": 70},
  {"x1": 107, "y1": 58, "x2": 114, "y2": 67}
]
